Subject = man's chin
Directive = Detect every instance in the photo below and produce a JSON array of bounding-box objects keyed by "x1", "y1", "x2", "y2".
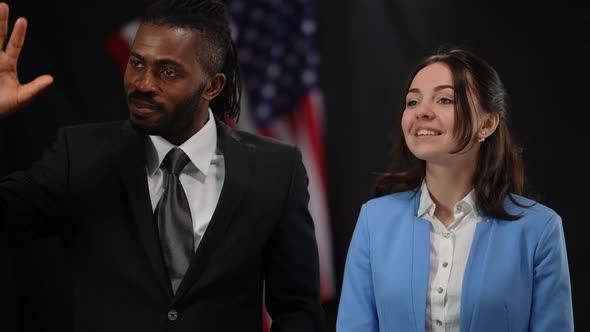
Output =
[{"x1": 129, "y1": 117, "x2": 160, "y2": 136}]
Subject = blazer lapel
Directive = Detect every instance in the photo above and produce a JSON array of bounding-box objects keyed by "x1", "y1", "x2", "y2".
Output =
[
  {"x1": 117, "y1": 122, "x2": 171, "y2": 297},
  {"x1": 173, "y1": 121, "x2": 250, "y2": 301},
  {"x1": 412, "y1": 216, "x2": 430, "y2": 332},
  {"x1": 460, "y1": 220, "x2": 494, "y2": 332},
  {"x1": 411, "y1": 190, "x2": 432, "y2": 332}
]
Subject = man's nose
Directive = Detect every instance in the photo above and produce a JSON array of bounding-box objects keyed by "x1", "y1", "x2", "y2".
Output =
[{"x1": 135, "y1": 71, "x2": 158, "y2": 93}]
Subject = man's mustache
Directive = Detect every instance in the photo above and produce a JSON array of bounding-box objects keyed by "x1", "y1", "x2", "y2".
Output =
[{"x1": 127, "y1": 92, "x2": 164, "y2": 111}]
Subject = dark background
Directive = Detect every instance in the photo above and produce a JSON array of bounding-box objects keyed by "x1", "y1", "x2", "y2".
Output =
[{"x1": 1, "y1": 0, "x2": 586, "y2": 331}]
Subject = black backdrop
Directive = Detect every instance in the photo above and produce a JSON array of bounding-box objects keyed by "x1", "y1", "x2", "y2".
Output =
[{"x1": 1, "y1": 0, "x2": 586, "y2": 331}]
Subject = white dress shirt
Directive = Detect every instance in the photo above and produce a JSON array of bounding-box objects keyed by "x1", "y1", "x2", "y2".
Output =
[
  {"x1": 144, "y1": 109, "x2": 225, "y2": 252},
  {"x1": 418, "y1": 181, "x2": 486, "y2": 332}
]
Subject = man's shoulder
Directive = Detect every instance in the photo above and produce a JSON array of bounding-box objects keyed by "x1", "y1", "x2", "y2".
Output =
[
  {"x1": 55, "y1": 120, "x2": 135, "y2": 156},
  {"x1": 221, "y1": 126, "x2": 304, "y2": 172},
  {"x1": 226, "y1": 125, "x2": 297, "y2": 152},
  {"x1": 60, "y1": 120, "x2": 129, "y2": 135}
]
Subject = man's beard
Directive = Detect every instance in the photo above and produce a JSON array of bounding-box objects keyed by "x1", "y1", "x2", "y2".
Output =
[{"x1": 129, "y1": 83, "x2": 206, "y2": 138}]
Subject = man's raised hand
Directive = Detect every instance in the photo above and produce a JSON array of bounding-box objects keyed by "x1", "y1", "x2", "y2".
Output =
[{"x1": 0, "y1": 2, "x2": 53, "y2": 119}]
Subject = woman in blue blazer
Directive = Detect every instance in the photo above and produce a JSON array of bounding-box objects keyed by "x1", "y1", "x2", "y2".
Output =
[{"x1": 336, "y1": 47, "x2": 573, "y2": 332}]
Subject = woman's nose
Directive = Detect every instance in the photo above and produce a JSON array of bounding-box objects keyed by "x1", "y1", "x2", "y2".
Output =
[{"x1": 415, "y1": 103, "x2": 434, "y2": 119}]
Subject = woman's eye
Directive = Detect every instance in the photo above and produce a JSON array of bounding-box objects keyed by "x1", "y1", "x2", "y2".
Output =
[
  {"x1": 406, "y1": 100, "x2": 417, "y2": 107},
  {"x1": 439, "y1": 97, "x2": 453, "y2": 104}
]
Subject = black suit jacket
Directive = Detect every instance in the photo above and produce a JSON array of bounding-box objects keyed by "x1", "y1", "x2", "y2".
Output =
[{"x1": 0, "y1": 119, "x2": 324, "y2": 332}]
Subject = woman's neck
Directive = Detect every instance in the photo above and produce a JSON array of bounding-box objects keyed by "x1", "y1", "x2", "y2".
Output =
[{"x1": 425, "y1": 163, "x2": 475, "y2": 227}]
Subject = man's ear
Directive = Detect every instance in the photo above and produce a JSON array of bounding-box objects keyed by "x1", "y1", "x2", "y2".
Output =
[
  {"x1": 202, "y1": 73, "x2": 226, "y2": 101},
  {"x1": 478, "y1": 112, "x2": 500, "y2": 140}
]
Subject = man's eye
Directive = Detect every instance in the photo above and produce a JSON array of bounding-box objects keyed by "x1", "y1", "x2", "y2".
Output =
[
  {"x1": 161, "y1": 68, "x2": 176, "y2": 77},
  {"x1": 129, "y1": 59, "x2": 143, "y2": 68}
]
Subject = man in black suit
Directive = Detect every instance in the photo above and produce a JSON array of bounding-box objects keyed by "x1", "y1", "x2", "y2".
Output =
[{"x1": 0, "y1": 0, "x2": 325, "y2": 331}]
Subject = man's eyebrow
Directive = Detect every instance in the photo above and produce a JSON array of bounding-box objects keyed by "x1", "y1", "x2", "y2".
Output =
[
  {"x1": 129, "y1": 52, "x2": 183, "y2": 67},
  {"x1": 129, "y1": 51, "x2": 145, "y2": 61}
]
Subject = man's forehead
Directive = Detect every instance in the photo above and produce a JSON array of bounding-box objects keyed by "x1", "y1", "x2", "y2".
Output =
[
  {"x1": 132, "y1": 24, "x2": 203, "y2": 52},
  {"x1": 130, "y1": 25, "x2": 209, "y2": 68},
  {"x1": 136, "y1": 23, "x2": 206, "y2": 40}
]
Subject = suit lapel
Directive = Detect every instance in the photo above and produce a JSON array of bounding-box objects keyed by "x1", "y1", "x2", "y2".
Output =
[
  {"x1": 117, "y1": 122, "x2": 171, "y2": 297},
  {"x1": 174, "y1": 121, "x2": 250, "y2": 301}
]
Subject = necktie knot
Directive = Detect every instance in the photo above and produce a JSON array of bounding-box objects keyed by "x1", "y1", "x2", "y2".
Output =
[{"x1": 163, "y1": 148, "x2": 191, "y2": 175}]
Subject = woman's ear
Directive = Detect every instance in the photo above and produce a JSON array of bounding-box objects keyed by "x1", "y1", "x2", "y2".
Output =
[
  {"x1": 478, "y1": 112, "x2": 500, "y2": 141},
  {"x1": 202, "y1": 73, "x2": 226, "y2": 101}
]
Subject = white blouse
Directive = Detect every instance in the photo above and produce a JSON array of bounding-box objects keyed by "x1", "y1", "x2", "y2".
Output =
[{"x1": 417, "y1": 182, "x2": 486, "y2": 332}]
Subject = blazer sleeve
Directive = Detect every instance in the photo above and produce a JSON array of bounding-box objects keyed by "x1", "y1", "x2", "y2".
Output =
[
  {"x1": 263, "y1": 147, "x2": 326, "y2": 332},
  {"x1": 530, "y1": 213, "x2": 574, "y2": 331},
  {"x1": 0, "y1": 128, "x2": 69, "y2": 241},
  {"x1": 336, "y1": 204, "x2": 379, "y2": 332}
]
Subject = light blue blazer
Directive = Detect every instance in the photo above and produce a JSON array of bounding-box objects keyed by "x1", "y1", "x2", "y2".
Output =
[{"x1": 337, "y1": 190, "x2": 573, "y2": 332}]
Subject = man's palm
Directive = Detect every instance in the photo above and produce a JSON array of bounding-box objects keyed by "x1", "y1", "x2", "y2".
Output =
[{"x1": 0, "y1": 3, "x2": 53, "y2": 119}]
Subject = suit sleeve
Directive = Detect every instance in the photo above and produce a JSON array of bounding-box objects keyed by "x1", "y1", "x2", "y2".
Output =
[
  {"x1": 336, "y1": 204, "x2": 379, "y2": 332},
  {"x1": 263, "y1": 147, "x2": 326, "y2": 332},
  {"x1": 0, "y1": 128, "x2": 69, "y2": 241},
  {"x1": 530, "y1": 213, "x2": 574, "y2": 331}
]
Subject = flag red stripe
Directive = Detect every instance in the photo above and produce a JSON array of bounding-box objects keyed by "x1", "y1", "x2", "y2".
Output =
[
  {"x1": 262, "y1": 311, "x2": 271, "y2": 332},
  {"x1": 105, "y1": 33, "x2": 130, "y2": 72},
  {"x1": 298, "y1": 94, "x2": 328, "y2": 191},
  {"x1": 258, "y1": 126, "x2": 274, "y2": 138}
]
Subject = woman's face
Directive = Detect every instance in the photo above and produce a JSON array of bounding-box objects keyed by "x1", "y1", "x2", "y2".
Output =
[{"x1": 401, "y1": 62, "x2": 480, "y2": 167}]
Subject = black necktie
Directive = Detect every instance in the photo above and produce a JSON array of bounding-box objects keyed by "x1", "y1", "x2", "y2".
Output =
[{"x1": 156, "y1": 147, "x2": 194, "y2": 294}]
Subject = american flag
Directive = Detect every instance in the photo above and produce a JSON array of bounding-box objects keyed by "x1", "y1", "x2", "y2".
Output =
[
  {"x1": 225, "y1": 0, "x2": 335, "y2": 329},
  {"x1": 104, "y1": 0, "x2": 335, "y2": 329}
]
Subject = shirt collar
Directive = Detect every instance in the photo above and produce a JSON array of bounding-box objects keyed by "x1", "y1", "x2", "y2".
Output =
[
  {"x1": 418, "y1": 180, "x2": 436, "y2": 217},
  {"x1": 417, "y1": 179, "x2": 482, "y2": 220},
  {"x1": 145, "y1": 109, "x2": 218, "y2": 176}
]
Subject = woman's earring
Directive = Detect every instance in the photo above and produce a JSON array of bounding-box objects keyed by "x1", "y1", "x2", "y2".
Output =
[{"x1": 479, "y1": 131, "x2": 487, "y2": 143}]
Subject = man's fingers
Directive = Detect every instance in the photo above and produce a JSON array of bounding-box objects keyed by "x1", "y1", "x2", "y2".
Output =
[
  {"x1": 6, "y1": 17, "x2": 26, "y2": 61},
  {"x1": 0, "y1": 3, "x2": 8, "y2": 49},
  {"x1": 0, "y1": 3, "x2": 28, "y2": 62},
  {"x1": 18, "y1": 74, "x2": 53, "y2": 106}
]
